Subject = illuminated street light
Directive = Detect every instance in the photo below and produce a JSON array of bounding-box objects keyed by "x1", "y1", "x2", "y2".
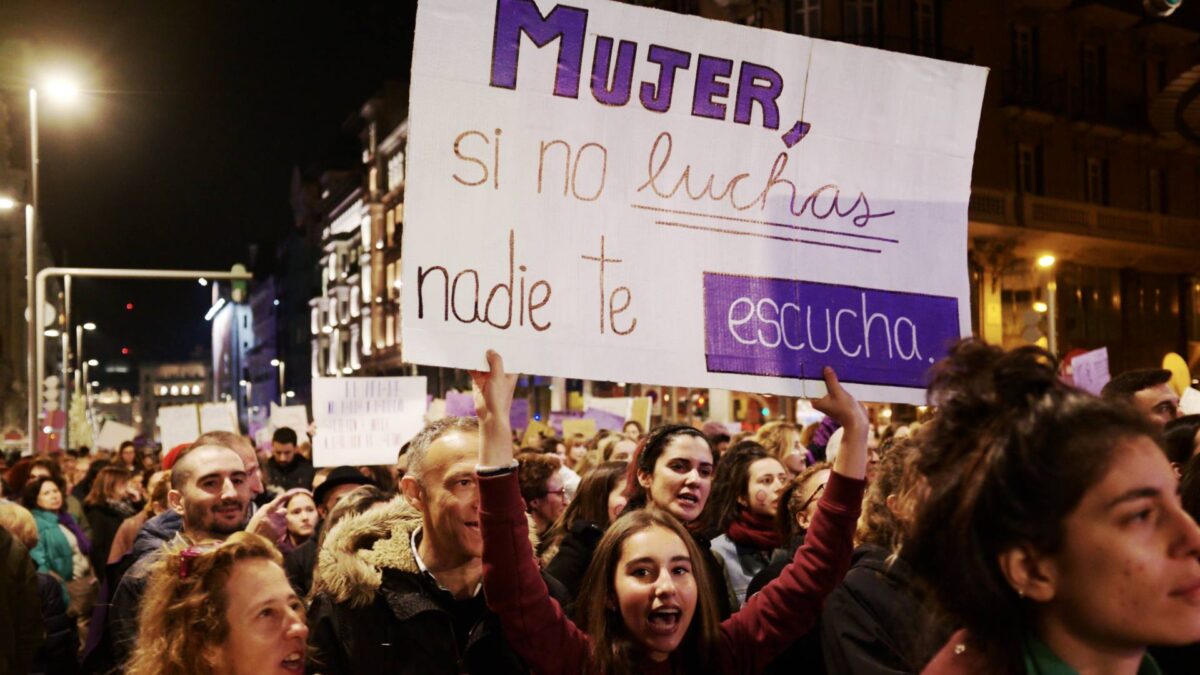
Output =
[
  {"x1": 0, "y1": 196, "x2": 16, "y2": 210},
  {"x1": 1033, "y1": 301, "x2": 1049, "y2": 313},
  {"x1": 1037, "y1": 254, "x2": 1056, "y2": 269},
  {"x1": 286, "y1": 390, "x2": 296, "y2": 399},
  {"x1": 87, "y1": 359, "x2": 98, "y2": 366},
  {"x1": 270, "y1": 358, "x2": 281, "y2": 366},
  {"x1": 82, "y1": 322, "x2": 96, "y2": 330},
  {"x1": 198, "y1": 277, "x2": 208, "y2": 286},
  {"x1": 44, "y1": 328, "x2": 60, "y2": 338},
  {"x1": 43, "y1": 76, "x2": 81, "y2": 105}
]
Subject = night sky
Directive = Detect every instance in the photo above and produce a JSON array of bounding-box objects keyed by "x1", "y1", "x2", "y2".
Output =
[{"x1": 0, "y1": 1, "x2": 417, "y2": 389}]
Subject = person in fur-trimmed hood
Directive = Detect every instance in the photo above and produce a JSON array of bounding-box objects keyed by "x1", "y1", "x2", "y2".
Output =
[{"x1": 307, "y1": 416, "x2": 567, "y2": 675}]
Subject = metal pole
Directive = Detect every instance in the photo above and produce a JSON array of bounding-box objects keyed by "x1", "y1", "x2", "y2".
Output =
[
  {"x1": 34, "y1": 266, "x2": 255, "y2": 437},
  {"x1": 62, "y1": 275, "x2": 71, "y2": 448},
  {"x1": 1047, "y1": 277, "x2": 1058, "y2": 357},
  {"x1": 278, "y1": 362, "x2": 286, "y2": 405},
  {"x1": 25, "y1": 88, "x2": 39, "y2": 454}
]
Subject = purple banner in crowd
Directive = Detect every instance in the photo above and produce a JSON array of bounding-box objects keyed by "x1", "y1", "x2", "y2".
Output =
[{"x1": 703, "y1": 273, "x2": 960, "y2": 388}]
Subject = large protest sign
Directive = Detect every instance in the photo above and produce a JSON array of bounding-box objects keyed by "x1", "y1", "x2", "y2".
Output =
[
  {"x1": 96, "y1": 420, "x2": 137, "y2": 452},
  {"x1": 312, "y1": 377, "x2": 428, "y2": 467},
  {"x1": 404, "y1": 0, "x2": 987, "y2": 403}
]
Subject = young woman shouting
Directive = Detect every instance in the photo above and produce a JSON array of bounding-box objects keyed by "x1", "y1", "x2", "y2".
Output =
[{"x1": 472, "y1": 350, "x2": 866, "y2": 675}]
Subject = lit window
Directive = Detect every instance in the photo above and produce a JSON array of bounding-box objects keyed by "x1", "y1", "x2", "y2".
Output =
[
  {"x1": 169, "y1": 385, "x2": 179, "y2": 396},
  {"x1": 158, "y1": 385, "x2": 168, "y2": 396},
  {"x1": 191, "y1": 384, "x2": 201, "y2": 396}
]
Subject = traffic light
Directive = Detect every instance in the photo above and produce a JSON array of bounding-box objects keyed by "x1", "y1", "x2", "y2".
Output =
[{"x1": 231, "y1": 264, "x2": 248, "y2": 303}]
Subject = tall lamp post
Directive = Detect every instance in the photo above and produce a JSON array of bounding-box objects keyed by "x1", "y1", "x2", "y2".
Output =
[
  {"x1": 270, "y1": 359, "x2": 286, "y2": 406},
  {"x1": 21, "y1": 77, "x2": 82, "y2": 453}
]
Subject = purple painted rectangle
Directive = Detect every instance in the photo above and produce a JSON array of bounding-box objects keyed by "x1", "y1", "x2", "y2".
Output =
[
  {"x1": 583, "y1": 407, "x2": 625, "y2": 432},
  {"x1": 509, "y1": 398, "x2": 531, "y2": 431},
  {"x1": 703, "y1": 272, "x2": 961, "y2": 388},
  {"x1": 445, "y1": 391, "x2": 477, "y2": 418},
  {"x1": 548, "y1": 410, "x2": 581, "y2": 434}
]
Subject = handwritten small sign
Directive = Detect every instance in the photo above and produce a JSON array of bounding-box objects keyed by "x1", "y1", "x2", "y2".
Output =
[
  {"x1": 1071, "y1": 347, "x2": 1110, "y2": 397},
  {"x1": 403, "y1": 0, "x2": 987, "y2": 403},
  {"x1": 312, "y1": 377, "x2": 428, "y2": 467}
]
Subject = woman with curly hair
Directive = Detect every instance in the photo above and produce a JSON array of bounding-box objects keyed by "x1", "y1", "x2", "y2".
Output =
[{"x1": 126, "y1": 531, "x2": 308, "y2": 675}]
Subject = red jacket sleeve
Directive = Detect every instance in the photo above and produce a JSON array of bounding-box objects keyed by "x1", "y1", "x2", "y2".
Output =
[
  {"x1": 479, "y1": 471, "x2": 593, "y2": 675},
  {"x1": 718, "y1": 471, "x2": 865, "y2": 675}
]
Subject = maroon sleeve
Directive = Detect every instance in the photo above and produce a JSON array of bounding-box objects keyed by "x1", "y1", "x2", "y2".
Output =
[
  {"x1": 717, "y1": 471, "x2": 865, "y2": 675},
  {"x1": 478, "y1": 471, "x2": 593, "y2": 675}
]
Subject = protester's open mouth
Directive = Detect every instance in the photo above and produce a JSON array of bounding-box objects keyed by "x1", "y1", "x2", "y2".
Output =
[
  {"x1": 281, "y1": 651, "x2": 303, "y2": 672},
  {"x1": 464, "y1": 520, "x2": 480, "y2": 531},
  {"x1": 646, "y1": 607, "x2": 682, "y2": 635},
  {"x1": 675, "y1": 493, "x2": 700, "y2": 507}
]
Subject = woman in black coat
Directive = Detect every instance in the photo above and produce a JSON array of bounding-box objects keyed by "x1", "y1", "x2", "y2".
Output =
[{"x1": 82, "y1": 467, "x2": 138, "y2": 582}]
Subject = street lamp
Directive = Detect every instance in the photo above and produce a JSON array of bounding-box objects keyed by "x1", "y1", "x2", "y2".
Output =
[
  {"x1": 23, "y1": 74, "x2": 85, "y2": 452},
  {"x1": 0, "y1": 196, "x2": 16, "y2": 210},
  {"x1": 270, "y1": 359, "x2": 286, "y2": 406}
]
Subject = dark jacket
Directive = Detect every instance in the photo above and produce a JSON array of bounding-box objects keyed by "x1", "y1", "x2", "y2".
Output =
[
  {"x1": 34, "y1": 571, "x2": 79, "y2": 675},
  {"x1": 0, "y1": 527, "x2": 43, "y2": 675},
  {"x1": 821, "y1": 544, "x2": 949, "y2": 675},
  {"x1": 745, "y1": 533, "x2": 825, "y2": 675},
  {"x1": 265, "y1": 456, "x2": 315, "y2": 493},
  {"x1": 478, "y1": 470, "x2": 865, "y2": 675},
  {"x1": 109, "y1": 516, "x2": 184, "y2": 667},
  {"x1": 128, "y1": 509, "x2": 182, "y2": 566},
  {"x1": 84, "y1": 501, "x2": 132, "y2": 582},
  {"x1": 543, "y1": 520, "x2": 604, "y2": 601},
  {"x1": 285, "y1": 537, "x2": 318, "y2": 598},
  {"x1": 307, "y1": 497, "x2": 566, "y2": 675}
]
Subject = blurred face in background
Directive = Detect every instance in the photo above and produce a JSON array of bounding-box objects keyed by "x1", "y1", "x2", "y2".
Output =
[
  {"x1": 284, "y1": 493, "x2": 318, "y2": 542},
  {"x1": 36, "y1": 480, "x2": 63, "y2": 512}
]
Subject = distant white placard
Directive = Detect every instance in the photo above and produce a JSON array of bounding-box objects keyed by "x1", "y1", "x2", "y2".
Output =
[
  {"x1": 158, "y1": 404, "x2": 200, "y2": 451},
  {"x1": 1071, "y1": 347, "x2": 1110, "y2": 396},
  {"x1": 96, "y1": 421, "x2": 137, "y2": 451},
  {"x1": 403, "y1": 0, "x2": 988, "y2": 404},
  {"x1": 270, "y1": 403, "x2": 310, "y2": 443},
  {"x1": 200, "y1": 402, "x2": 240, "y2": 433},
  {"x1": 312, "y1": 377, "x2": 428, "y2": 467},
  {"x1": 1181, "y1": 387, "x2": 1200, "y2": 416}
]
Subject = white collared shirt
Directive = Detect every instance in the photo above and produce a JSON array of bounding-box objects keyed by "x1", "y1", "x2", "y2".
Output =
[{"x1": 410, "y1": 526, "x2": 483, "y2": 597}]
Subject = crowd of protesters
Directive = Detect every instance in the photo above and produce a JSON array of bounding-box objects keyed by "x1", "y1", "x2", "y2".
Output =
[{"x1": 3, "y1": 340, "x2": 1200, "y2": 674}]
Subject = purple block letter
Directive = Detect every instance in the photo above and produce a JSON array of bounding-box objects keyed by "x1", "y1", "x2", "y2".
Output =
[{"x1": 490, "y1": 0, "x2": 588, "y2": 99}]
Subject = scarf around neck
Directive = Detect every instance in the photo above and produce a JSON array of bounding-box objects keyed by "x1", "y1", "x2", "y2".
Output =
[{"x1": 726, "y1": 507, "x2": 782, "y2": 551}]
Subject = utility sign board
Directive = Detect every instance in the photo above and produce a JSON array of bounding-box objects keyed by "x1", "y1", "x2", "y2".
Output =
[{"x1": 404, "y1": 0, "x2": 988, "y2": 403}]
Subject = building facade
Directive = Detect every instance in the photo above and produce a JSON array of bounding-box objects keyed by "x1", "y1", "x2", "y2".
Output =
[{"x1": 138, "y1": 361, "x2": 210, "y2": 443}]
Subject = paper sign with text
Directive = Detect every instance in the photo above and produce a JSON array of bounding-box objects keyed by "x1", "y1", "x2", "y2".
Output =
[
  {"x1": 312, "y1": 377, "x2": 428, "y2": 467},
  {"x1": 1070, "y1": 347, "x2": 1110, "y2": 397},
  {"x1": 404, "y1": 0, "x2": 987, "y2": 403}
]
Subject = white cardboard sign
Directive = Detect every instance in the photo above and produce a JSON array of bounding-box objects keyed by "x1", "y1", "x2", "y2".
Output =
[
  {"x1": 158, "y1": 404, "x2": 200, "y2": 452},
  {"x1": 199, "y1": 402, "x2": 240, "y2": 434},
  {"x1": 270, "y1": 403, "x2": 311, "y2": 443},
  {"x1": 403, "y1": 0, "x2": 987, "y2": 403},
  {"x1": 312, "y1": 377, "x2": 428, "y2": 468},
  {"x1": 96, "y1": 420, "x2": 137, "y2": 451}
]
